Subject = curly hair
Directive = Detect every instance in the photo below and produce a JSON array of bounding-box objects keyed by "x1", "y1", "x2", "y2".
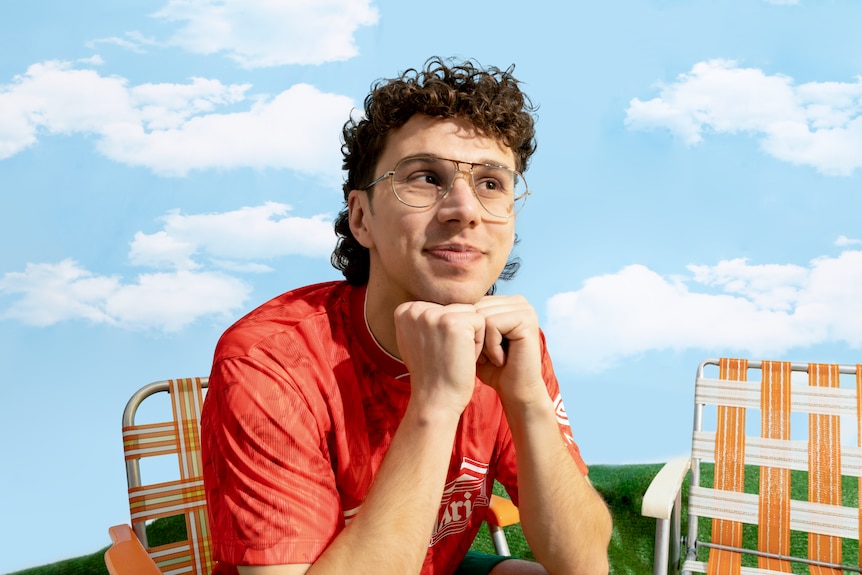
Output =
[{"x1": 331, "y1": 57, "x2": 538, "y2": 287}]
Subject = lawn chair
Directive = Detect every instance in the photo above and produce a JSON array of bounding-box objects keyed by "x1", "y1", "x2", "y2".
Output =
[
  {"x1": 106, "y1": 378, "x2": 211, "y2": 575},
  {"x1": 642, "y1": 358, "x2": 862, "y2": 575},
  {"x1": 105, "y1": 377, "x2": 521, "y2": 574}
]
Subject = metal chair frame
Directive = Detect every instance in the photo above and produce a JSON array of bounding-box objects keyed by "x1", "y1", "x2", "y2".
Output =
[{"x1": 643, "y1": 358, "x2": 862, "y2": 575}]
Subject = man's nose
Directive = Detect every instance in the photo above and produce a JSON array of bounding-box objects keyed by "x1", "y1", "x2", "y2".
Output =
[{"x1": 437, "y1": 172, "x2": 480, "y2": 221}]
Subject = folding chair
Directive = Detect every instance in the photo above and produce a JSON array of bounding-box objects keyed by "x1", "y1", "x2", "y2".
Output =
[
  {"x1": 642, "y1": 358, "x2": 862, "y2": 575},
  {"x1": 106, "y1": 378, "x2": 521, "y2": 574},
  {"x1": 106, "y1": 378, "x2": 212, "y2": 575}
]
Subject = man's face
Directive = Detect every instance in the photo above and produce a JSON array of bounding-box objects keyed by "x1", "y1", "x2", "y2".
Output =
[{"x1": 348, "y1": 113, "x2": 517, "y2": 308}]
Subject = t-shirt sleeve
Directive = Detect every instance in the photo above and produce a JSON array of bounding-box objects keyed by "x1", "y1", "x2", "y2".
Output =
[
  {"x1": 539, "y1": 330, "x2": 588, "y2": 475},
  {"x1": 202, "y1": 354, "x2": 341, "y2": 566}
]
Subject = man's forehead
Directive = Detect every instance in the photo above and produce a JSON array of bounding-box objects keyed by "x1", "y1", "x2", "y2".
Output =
[{"x1": 380, "y1": 114, "x2": 516, "y2": 166}]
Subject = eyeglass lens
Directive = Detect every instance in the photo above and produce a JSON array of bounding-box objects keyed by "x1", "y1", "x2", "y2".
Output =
[{"x1": 391, "y1": 157, "x2": 527, "y2": 217}]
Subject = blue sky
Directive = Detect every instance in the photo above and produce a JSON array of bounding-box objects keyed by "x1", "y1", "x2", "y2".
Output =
[{"x1": 2, "y1": 0, "x2": 862, "y2": 570}]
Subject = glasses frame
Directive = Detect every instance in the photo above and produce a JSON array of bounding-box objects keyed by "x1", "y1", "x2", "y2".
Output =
[{"x1": 363, "y1": 155, "x2": 531, "y2": 219}]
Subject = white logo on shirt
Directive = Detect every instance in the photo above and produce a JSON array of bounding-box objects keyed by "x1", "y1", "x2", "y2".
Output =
[
  {"x1": 429, "y1": 458, "x2": 490, "y2": 546},
  {"x1": 554, "y1": 393, "x2": 575, "y2": 445}
]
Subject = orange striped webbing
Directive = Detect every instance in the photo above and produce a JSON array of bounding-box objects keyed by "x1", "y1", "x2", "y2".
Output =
[{"x1": 122, "y1": 378, "x2": 213, "y2": 575}]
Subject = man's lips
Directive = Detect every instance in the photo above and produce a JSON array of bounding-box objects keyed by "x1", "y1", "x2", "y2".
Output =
[{"x1": 425, "y1": 244, "x2": 484, "y2": 264}]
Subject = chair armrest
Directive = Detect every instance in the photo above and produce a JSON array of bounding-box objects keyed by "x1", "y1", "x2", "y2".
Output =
[
  {"x1": 641, "y1": 456, "x2": 691, "y2": 520},
  {"x1": 486, "y1": 494, "x2": 520, "y2": 528},
  {"x1": 105, "y1": 524, "x2": 162, "y2": 575}
]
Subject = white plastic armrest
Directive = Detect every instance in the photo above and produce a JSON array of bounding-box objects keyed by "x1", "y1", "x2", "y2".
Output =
[{"x1": 641, "y1": 456, "x2": 691, "y2": 519}]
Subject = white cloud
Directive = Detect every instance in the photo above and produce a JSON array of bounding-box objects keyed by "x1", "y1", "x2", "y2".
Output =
[
  {"x1": 1, "y1": 204, "x2": 334, "y2": 331},
  {"x1": 77, "y1": 55, "x2": 105, "y2": 66},
  {"x1": 153, "y1": 0, "x2": 379, "y2": 68},
  {"x1": 0, "y1": 260, "x2": 250, "y2": 331},
  {"x1": 130, "y1": 202, "x2": 336, "y2": 269},
  {"x1": 625, "y1": 59, "x2": 862, "y2": 175},
  {"x1": 545, "y1": 250, "x2": 862, "y2": 373},
  {"x1": 104, "y1": 269, "x2": 250, "y2": 331},
  {"x1": 687, "y1": 258, "x2": 807, "y2": 312},
  {"x1": 86, "y1": 31, "x2": 159, "y2": 54},
  {"x1": 129, "y1": 230, "x2": 200, "y2": 271},
  {"x1": 836, "y1": 235, "x2": 862, "y2": 247},
  {"x1": 0, "y1": 60, "x2": 352, "y2": 178},
  {"x1": 0, "y1": 260, "x2": 120, "y2": 326},
  {"x1": 131, "y1": 77, "x2": 250, "y2": 130},
  {"x1": 103, "y1": 83, "x2": 351, "y2": 176}
]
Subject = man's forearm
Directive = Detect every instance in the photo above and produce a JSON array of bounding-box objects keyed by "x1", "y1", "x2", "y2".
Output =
[
  {"x1": 503, "y1": 397, "x2": 612, "y2": 575},
  {"x1": 309, "y1": 402, "x2": 462, "y2": 575},
  {"x1": 239, "y1": 402, "x2": 461, "y2": 575}
]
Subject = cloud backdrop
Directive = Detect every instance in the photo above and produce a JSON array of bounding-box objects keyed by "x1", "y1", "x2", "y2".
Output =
[{"x1": 2, "y1": 0, "x2": 861, "y2": 571}]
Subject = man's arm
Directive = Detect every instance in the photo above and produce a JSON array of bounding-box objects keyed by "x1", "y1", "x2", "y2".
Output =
[
  {"x1": 238, "y1": 302, "x2": 485, "y2": 575},
  {"x1": 239, "y1": 401, "x2": 462, "y2": 575},
  {"x1": 476, "y1": 296, "x2": 612, "y2": 575},
  {"x1": 503, "y1": 395, "x2": 611, "y2": 575}
]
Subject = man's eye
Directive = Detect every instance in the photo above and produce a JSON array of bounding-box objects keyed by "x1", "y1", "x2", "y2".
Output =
[
  {"x1": 477, "y1": 179, "x2": 505, "y2": 193},
  {"x1": 407, "y1": 172, "x2": 443, "y2": 187}
]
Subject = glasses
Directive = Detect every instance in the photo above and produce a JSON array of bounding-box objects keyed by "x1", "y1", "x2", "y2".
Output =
[{"x1": 363, "y1": 156, "x2": 531, "y2": 219}]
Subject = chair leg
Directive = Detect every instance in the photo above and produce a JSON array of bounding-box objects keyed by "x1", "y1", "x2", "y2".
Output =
[
  {"x1": 654, "y1": 517, "x2": 670, "y2": 575},
  {"x1": 490, "y1": 524, "x2": 511, "y2": 556},
  {"x1": 670, "y1": 490, "x2": 682, "y2": 572}
]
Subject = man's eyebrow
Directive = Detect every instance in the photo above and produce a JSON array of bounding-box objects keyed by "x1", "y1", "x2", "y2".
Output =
[
  {"x1": 399, "y1": 153, "x2": 440, "y2": 160},
  {"x1": 399, "y1": 154, "x2": 516, "y2": 169}
]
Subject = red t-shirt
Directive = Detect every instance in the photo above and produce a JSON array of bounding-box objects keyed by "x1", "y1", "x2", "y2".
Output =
[{"x1": 202, "y1": 281, "x2": 586, "y2": 575}]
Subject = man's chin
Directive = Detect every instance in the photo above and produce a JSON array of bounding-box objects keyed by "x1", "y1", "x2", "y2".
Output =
[{"x1": 421, "y1": 285, "x2": 493, "y2": 306}]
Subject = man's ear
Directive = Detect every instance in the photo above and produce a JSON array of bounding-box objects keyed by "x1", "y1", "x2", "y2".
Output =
[{"x1": 348, "y1": 189, "x2": 375, "y2": 249}]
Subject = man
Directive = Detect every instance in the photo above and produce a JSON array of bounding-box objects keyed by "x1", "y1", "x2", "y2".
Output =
[{"x1": 202, "y1": 57, "x2": 612, "y2": 575}]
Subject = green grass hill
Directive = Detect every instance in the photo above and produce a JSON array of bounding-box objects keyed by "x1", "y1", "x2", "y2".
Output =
[{"x1": 14, "y1": 462, "x2": 858, "y2": 575}]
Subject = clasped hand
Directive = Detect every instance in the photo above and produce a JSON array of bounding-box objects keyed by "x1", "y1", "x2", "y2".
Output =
[{"x1": 393, "y1": 295, "x2": 544, "y2": 414}]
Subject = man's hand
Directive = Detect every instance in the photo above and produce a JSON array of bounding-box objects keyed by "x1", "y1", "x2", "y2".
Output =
[
  {"x1": 394, "y1": 296, "x2": 547, "y2": 411},
  {"x1": 474, "y1": 295, "x2": 546, "y2": 407},
  {"x1": 393, "y1": 301, "x2": 486, "y2": 416}
]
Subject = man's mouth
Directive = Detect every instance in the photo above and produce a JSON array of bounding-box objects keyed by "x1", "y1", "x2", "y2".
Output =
[{"x1": 426, "y1": 244, "x2": 483, "y2": 264}]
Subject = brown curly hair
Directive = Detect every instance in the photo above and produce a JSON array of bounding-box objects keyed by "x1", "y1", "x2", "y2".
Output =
[{"x1": 331, "y1": 57, "x2": 538, "y2": 286}]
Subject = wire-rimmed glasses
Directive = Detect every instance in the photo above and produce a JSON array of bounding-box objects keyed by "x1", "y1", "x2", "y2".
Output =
[{"x1": 363, "y1": 156, "x2": 530, "y2": 219}]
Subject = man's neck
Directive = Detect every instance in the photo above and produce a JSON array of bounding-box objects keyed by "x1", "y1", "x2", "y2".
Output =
[{"x1": 363, "y1": 281, "x2": 403, "y2": 360}]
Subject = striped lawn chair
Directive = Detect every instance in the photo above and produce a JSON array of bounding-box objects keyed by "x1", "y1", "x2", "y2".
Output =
[
  {"x1": 106, "y1": 377, "x2": 211, "y2": 575},
  {"x1": 642, "y1": 358, "x2": 862, "y2": 575},
  {"x1": 105, "y1": 377, "x2": 521, "y2": 575}
]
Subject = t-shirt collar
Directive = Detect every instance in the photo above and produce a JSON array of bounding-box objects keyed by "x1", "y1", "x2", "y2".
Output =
[{"x1": 349, "y1": 284, "x2": 410, "y2": 380}]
